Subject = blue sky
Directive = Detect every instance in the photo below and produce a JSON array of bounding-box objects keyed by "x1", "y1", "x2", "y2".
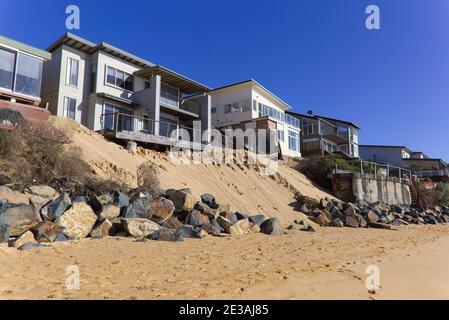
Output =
[{"x1": 1, "y1": 0, "x2": 448, "y2": 160}]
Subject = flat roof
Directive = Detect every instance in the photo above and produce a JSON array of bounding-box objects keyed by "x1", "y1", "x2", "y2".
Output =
[
  {"x1": 287, "y1": 111, "x2": 361, "y2": 129},
  {"x1": 359, "y1": 145, "x2": 413, "y2": 154},
  {"x1": 135, "y1": 65, "x2": 211, "y2": 94},
  {"x1": 404, "y1": 158, "x2": 448, "y2": 166},
  {"x1": 210, "y1": 79, "x2": 292, "y2": 111},
  {"x1": 47, "y1": 33, "x2": 155, "y2": 68},
  {"x1": 0, "y1": 34, "x2": 51, "y2": 60}
]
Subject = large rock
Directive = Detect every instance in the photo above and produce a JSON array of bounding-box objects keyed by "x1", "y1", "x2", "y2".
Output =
[
  {"x1": 113, "y1": 191, "x2": 130, "y2": 208},
  {"x1": 55, "y1": 202, "x2": 97, "y2": 240},
  {"x1": 220, "y1": 211, "x2": 238, "y2": 224},
  {"x1": 217, "y1": 216, "x2": 233, "y2": 233},
  {"x1": 311, "y1": 211, "x2": 331, "y2": 226},
  {"x1": 0, "y1": 224, "x2": 9, "y2": 243},
  {"x1": 185, "y1": 210, "x2": 210, "y2": 227},
  {"x1": 97, "y1": 194, "x2": 114, "y2": 206},
  {"x1": 195, "y1": 203, "x2": 219, "y2": 220},
  {"x1": 161, "y1": 216, "x2": 184, "y2": 229},
  {"x1": 18, "y1": 243, "x2": 49, "y2": 251},
  {"x1": 149, "y1": 198, "x2": 175, "y2": 224},
  {"x1": 26, "y1": 186, "x2": 59, "y2": 201},
  {"x1": 122, "y1": 218, "x2": 160, "y2": 238},
  {"x1": 367, "y1": 210, "x2": 379, "y2": 224},
  {"x1": 122, "y1": 197, "x2": 153, "y2": 220},
  {"x1": 150, "y1": 228, "x2": 184, "y2": 242},
  {"x1": 249, "y1": 215, "x2": 265, "y2": 226},
  {"x1": 177, "y1": 225, "x2": 203, "y2": 239},
  {"x1": 90, "y1": 219, "x2": 114, "y2": 238},
  {"x1": 345, "y1": 215, "x2": 359, "y2": 228},
  {"x1": 40, "y1": 193, "x2": 71, "y2": 221},
  {"x1": 0, "y1": 204, "x2": 41, "y2": 236},
  {"x1": 201, "y1": 222, "x2": 222, "y2": 235},
  {"x1": 368, "y1": 222, "x2": 393, "y2": 230},
  {"x1": 260, "y1": 218, "x2": 282, "y2": 236},
  {"x1": 98, "y1": 205, "x2": 121, "y2": 222},
  {"x1": 229, "y1": 219, "x2": 250, "y2": 236},
  {"x1": 11, "y1": 231, "x2": 37, "y2": 248},
  {"x1": 31, "y1": 221, "x2": 65, "y2": 243},
  {"x1": 166, "y1": 190, "x2": 197, "y2": 212},
  {"x1": 201, "y1": 194, "x2": 218, "y2": 209},
  {"x1": 0, "y1": 186, "x2": 29, "y2": 205}
]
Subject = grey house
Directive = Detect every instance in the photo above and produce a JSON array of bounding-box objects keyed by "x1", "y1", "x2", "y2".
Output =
[{"x1": 286, "y1": 112, "x2": 360, "y2": 158}]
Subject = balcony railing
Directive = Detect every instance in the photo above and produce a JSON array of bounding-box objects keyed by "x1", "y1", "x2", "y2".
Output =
[
  {"x1": 100, "y1": 112, "x2": 201, "y2": 143},
  {"x1": 160, "y1": 90, "x2": 200, "y2": 115},
  {"x1": 415, "y1": 169, "x2": 449, "y2": 178}
]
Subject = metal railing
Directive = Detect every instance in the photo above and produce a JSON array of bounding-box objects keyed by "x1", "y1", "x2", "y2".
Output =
[
  {"x1": 334, "y1": 159, "x2": 413, "y2": 184},
  {"x1": 160, "y1": 90, "x2": 201, "y2": 115},
  {"x1": 100, "y1": 112, "x2": 202, "y2": 143},
  {"x1": 414, "y1": 169, "x2": 449, "y2": 178}
]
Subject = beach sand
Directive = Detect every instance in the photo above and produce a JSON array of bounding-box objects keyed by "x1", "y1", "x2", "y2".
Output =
[{"x1": 1, "y1": 224, "x2": 449, "y2": 300}]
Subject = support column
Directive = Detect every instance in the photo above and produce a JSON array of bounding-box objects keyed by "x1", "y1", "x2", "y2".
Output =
[{"x1": 147, "y1": 75, "x2": 161, "y2": 136}]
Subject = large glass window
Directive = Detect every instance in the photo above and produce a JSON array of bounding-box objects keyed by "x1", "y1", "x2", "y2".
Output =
[
  {"x1": 0, "y1": 48, "x2": 15, "y2": 91},
  {"x1": 63, "y1": 97, "x2": 77, "y2": 120},
  {"x1": 103, "y1": 103, "x2": 133, "y2": 131},
  {"x1": 224, "y1": 100, "x2": 251, "y2": 114},
  {"x1": 66, "y1": 57, "x2": 79, "y2": 87},
  {"x1": 288, "y1": 130, "x2": 300, "y2": 152},
  {"x1": 106, "y1": 66, "x2": 133, "y2": 91},
  {"x1": 15, "y1": 53, "x2": 42, "y2": 97}
]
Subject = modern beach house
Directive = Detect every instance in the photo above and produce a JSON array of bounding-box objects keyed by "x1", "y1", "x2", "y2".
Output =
[
  {"x1": 41, "y1": 33, "x2": 212, "y2": 148},
  {"x1": 286, "y1": 112, "x2": 360, "y2": 158},
  {"x1": 209, "y1": 80, "x2": 302, "y2": 158},
  {"x1": 360, "y1": 145, "x2": 449, "y2": 180},
  {"x1": 0, "y1": 35, "x2": 52, "y2": 122}
]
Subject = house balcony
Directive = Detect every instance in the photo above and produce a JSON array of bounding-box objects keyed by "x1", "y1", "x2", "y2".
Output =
[{"x1": 159, "y1": 90, "x2": 201, "y2": 119}]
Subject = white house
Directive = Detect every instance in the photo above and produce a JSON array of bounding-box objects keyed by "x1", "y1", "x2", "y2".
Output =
[
  {"x1": 41, "y1": 33, "x2": 212, "y2": 148},
  {"x1": 209, "y1": 80, "x2": 301, "y2": 158}
]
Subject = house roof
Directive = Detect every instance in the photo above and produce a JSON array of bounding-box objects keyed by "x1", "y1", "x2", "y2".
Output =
[
  {"x1": 135, "y1": 65, "x2": 211, "y2": 94},
  {"x1": 359, "y1": 145, "x2": 413, "y2": 154},
  {"x1": 0, "y1": 34, "x2": 51, "y2": 60},
  {"x1": 210, "y1": 79, "x2": 292, "y2": 111},
  {"x1": 286, "y1": 111, "x2": 361, "y2": 129},
  {"x1": 47, "y1": 33, "x2": 155, "y2": 68},
  {"x1": 404, "y1": 158, "x2": 448, "y2": 166}
]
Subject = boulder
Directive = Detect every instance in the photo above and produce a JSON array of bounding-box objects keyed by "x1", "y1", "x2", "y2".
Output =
[
  {"x1": 299, "y1": 203, "x2": 310, "y2": 214},
  {"x1": 97, "y1": 194, "x2": 114, "y2": 206},
  {"x1": 311, "y1": 211, "x2": 331, "y2": 226},
  {"x1": 31, "y1": 221, "x2": 65, "y2": 243},
  {"x1": 260, "y1": 218, "x2": 282, "y2": 236},
  {"x1": 113, "y1": 191, "x2": 130, "y2": 208},
  {"x1": 161, "y1": 216, "x2": 184, "y2": 229},
  {"x1": 0, "y1": 204, "x2": 41, "y2": 236},
  {"x1": 368, "y1": 222, "x2": 393, "y2": 230},
  {"x1": 40, "y1": 193, "x2": 71, "y2": 221},
  {"x1": 249, "y1": 224, "x2": 261, "y2": 233},
  {"x1": 195, "y1": 203, "x2": 219, "y2": 220},
  {"x1": 249, "y1": 215, "x2": 265, "y2": 226},
  {"x1": 122, "y1": 197, "x2": 153, "y2": 220},
  {"x1": 235, "y1": 212, "x2": 249, "y2": 221},
  {"x1": 0, "y1": 186, "x2": 29, "y2": 205},
  {"x1": 201, "y1": 194, "x2": 218, "y2": 209},
  {"x1": 149, "y1": 198, "x2": 175, "y2": 224},
  {"x1": 367, "y1": 210, "x2": 379, "y2": 224},
  {"x1": 201, "y1": 222, "x2": 222, "y2": 235},
  {"x1": 331, "y1": 219, "x2": 344, "y2": 228},
  {"x1": 166, "y1": 190, "x2": 197, "y2": 212},
  {"x1": 26, "y1": 186, "x2": 59, "y2": 201},
  {"x1": 185, "y1": 210, "x2": 210, "y2": 227},
  {"x1": 300, "y1": 225, "x2": 316, "y2": 232},
  {"x1": 90, "y1": 219, "x2": 114, "y2": 238},
  {"x1": 229, "y1": 219, "x2": 250, "y2": 236},
  {"x1": 150, "y1": 228, "x2": 184, "y2": 242},
  {"x1": 425, "y1": 216, "x2": 438, "y2": 225},
  {"x1": 345, "y1": 215, "x2": 359, "y2": 228},
  {"x1": 11, "y1": 230, "x2": 37, "y2": 248},
  {"x1": 0, "y1": 224, "x2": 9, "y2": 243},
  {"x1": 210, "y1": 219, "x2": 224, "y2": 233},
  {"x1": 55, "y1": 202, "x2": 97, "y2": 240},
  {"x1": 217, "y1": 216, "x2": 233, "y2": 233},
  {"x1": 344, "y1": 206, "x2": 358, "y2": 218},
  {"x1": 177, "y1": 225, "x2": 204, "y2": 239},
  {"x1": 122, "y1": 218, "x2": 160, "y2": 238},
  {"x1": 220, "y1": 211, "x2": 238, "y2": 225},
  {"x1": 98, "y1": 205, "x2": 121, "y2": 222},
  {"x1": 18, "y1": 243, "x2": 49, "y2": 251}
]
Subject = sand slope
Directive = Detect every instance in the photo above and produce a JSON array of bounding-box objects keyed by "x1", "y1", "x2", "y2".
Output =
[{"x1": 51, "y1": 117, "x2": 333, "y2": 225}]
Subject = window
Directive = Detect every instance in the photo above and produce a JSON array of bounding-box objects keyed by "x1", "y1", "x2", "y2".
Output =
[
  {"x1": 106, "y1": 66, "x2": 133, "y2": 91},
  {"x1": 288, "y1": 130, "x2": 300, "y2": 152},
  {"x1": 224, "y1": 100, "x2": 251, "y2": 114},
  {"x1": 66, "y1": 57, "x2": 79, "y2": 87},
  {"x1": 15, "y1": 53, "x2": 42, "y2": 97},
  {"x1": 0, "y1": 48, "x2": 15, "y2": 91},
  {"x1": 144, "y1": 79, "x2": 151, "y2": 90},
  {"x1": 103, "y1": 103, "x2": 133, "y2": 131},
  {"x1": 211, "y1": 107, "x2": 217, "y2": 114},
  {"x1": 302, "y1": 119, "x2": 318, "y2": 135},
  {"x1": 90, "y1": 63, "x2": 97, "y2": 93},
  {"x1": 277, "y1": 129, "x2": 285, "y2": 142},
  {"x1": 63, "y1": 97, "x2": 77, "y2": 120},
  {"x1": 252, "y1": 100, "x2": 257, "y2": 112}
]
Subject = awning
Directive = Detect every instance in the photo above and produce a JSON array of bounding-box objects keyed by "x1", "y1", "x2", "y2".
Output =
[{"x1": 135, "y1": 65, "x2": 211, "y2": 94}]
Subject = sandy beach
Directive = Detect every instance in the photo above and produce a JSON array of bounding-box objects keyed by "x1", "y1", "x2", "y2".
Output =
[{"x1": 1, "y1": 224, "x2": 449, "y2": 300}]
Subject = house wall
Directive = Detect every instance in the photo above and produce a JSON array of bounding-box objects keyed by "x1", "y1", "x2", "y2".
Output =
[
  {"x1": 359, "y1": 147, "x2": 405, "y2": 167},
  {"x1": 211, "y1": 85, "x2": 253, "y2": 129}
]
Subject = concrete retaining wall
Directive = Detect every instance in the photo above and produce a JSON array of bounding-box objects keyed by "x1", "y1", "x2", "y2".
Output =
[{"x1": 331, "y1": 173, "x2": 412, "y2": 205}]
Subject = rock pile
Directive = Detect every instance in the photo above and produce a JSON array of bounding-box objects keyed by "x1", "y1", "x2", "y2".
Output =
[
  {"x1": 301, "y1": 197, "x2": 449, "y2": 229},
  {"x1": 0, "y1": 185, "x2": 282, "y2": 249}
]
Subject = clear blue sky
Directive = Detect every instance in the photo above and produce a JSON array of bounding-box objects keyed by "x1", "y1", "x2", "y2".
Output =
[{"x1": 1, "y1": 0, "x2": 448, "y2": 160}]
